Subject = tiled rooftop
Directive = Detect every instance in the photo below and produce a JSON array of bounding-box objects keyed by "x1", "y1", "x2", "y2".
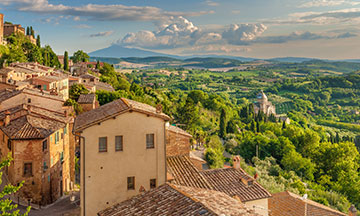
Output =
[
  {"x1": 74, "y1": 98, "x2": 170, "y2": 131},
  {"x1": 77, "y1": 94, "x2": 96, "y2": 104},
  {"x1": 98, "y1": 183, "x2": 259, "y2": 216},
  {"x1": 167, "y1": 155, "x2": 213, "y2": 190},
  {"x1": 1, "y1": 114, "x2": 65, "y2": 140},
  {"x1": 166, "y1": 125, "x2": 192, "y2": 137},
  {"x1": 0, "y1": 89, "x2": 22, "y2": 102},
  {"x1": 201, "y1": 168, "x2": 272, "y2": 202},
  {"x1": 95, "y1": 81, "x2": 115, "y2": 92}
]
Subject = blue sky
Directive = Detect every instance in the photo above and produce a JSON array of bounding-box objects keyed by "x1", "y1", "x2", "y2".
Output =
[{"x1": 1, "y1": 0, "x2": 360, "y2": 59}]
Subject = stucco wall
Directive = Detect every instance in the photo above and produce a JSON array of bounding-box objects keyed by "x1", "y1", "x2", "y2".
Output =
[
  {"x1": 0, "y1": 93, "x2": 64, "y2": 112},
  {"x1": 245, "y1": 198, "x2": 269, "y2": 216},
  {"x1": 80, "y1": 111, "x2": 167, "y2": 216}
]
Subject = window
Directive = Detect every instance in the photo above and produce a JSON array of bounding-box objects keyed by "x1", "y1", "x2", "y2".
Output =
[
  {"x1": 55, "y1": 132, "x2": 59, "y2": 144},
  {"x1": 42, "y1": 139, "x2": 47, "y2": 151},
  {"x1": 27, "y1": 98, "x2": 31, "y2": 103},
  {"x1": 146, "y1": 134, "x2": 154, "y2": 149},
  {"x1": 99, "y1": 137, "x2": 107, "y2": 152},
  {"x1": 43, "y1": 85, "x2": 47, "y2": 90},
  {"x1": 60, "y1": 152, "x2": 64, "y2": 162},
  {"x1": 23, "y1": 162, "x2": 32, "y2": 176},
  {"x1": 115, "y1": 136, "x2": 123, "y2": 152},
  {"x1": 43, "y1": 162, "x2": 48, "y2": 172},
  {"x1": 150, "y1": 179, "x2": 156, "y2": 189},
  {"x1": 64, "y1": 126, "x2": 67, "y2": 135},
  {"x1": 127, "y1": 177, "x2": 135, "y2": 190},
  {"x1": 7, "y1": 139, "x2": 11, "y2": 150}
]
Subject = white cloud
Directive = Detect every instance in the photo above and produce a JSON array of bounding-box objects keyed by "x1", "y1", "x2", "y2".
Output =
[
  {"x1": 89, "y1": 31, "x2": 114, "y2": 37},
  {"x1": 74, "y1": 24, "x2": 92, "y2": 29},
  {"x1": 299, "y1": 0, "x2": 360, "y2": 8},
  {"x1": 222, "y1": 24, "x2": 267, "y2": 45},
  {"x1": 204, "y1": 0, "x2": 219, "y2": 7},
  {"x1": 0, "y1": 0, "x2": 211, "y2": 22}
]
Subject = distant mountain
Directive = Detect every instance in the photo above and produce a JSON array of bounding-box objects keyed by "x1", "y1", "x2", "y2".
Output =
[
  {"x1": 89, "y1": 45, "x2": 179, "y2": 58},
  {"x1": 269, "y1": 57, "x2": 318, "y2": 63}
]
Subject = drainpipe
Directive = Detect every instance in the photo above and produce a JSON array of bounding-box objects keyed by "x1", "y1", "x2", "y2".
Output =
[{"x1": 73, "y1": 132, "x2": 85, "y2": 216}]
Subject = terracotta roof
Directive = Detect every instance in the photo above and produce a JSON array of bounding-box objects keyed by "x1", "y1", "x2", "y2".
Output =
[
  {"x1": 74, "y1": 98, "x2": 170, "y2": 131},
  {"x1": 201, "y1": 168, "x2": 271, "y2": 202},
  {"x1": 77, "y1": 94, "x2": 96, "y2": 104},
  {"x1": 95, "y1": 82, "x2": 115, "y2": 92},
  {"x1": 1, "y1": 114, "x2": 65, "y2": 140},
  {"x1": 32, "y1": 75, "x2": 67, "y2": 83},
  {"x1": 167, "y1": 125, "x2": 192, "y2": 137},
  {"x1": 79, "y1": 73, "x2": 97, "y2": 79},
  {"x1": 167, "y1": 155, "x2": 213, "y2": 190},
  {"x1": 0, "y1": 67, "x2": 15, "y2": 75},
  {"x1": 290, "y1": 191, "x2": 346, "y2": 216},
  {"x1": 0, "y1": 89, "x2": 22, "y2": 102},
  {"x1": 98, "y1": 183, "x2": 259, "y2": 216}
]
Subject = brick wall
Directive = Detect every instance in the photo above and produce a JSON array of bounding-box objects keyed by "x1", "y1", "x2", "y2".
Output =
[{"x1": 166, "y1": 130, "x2": 191, "y2": 157}]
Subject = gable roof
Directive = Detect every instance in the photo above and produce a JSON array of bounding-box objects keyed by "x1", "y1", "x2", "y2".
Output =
[
  {"x1": 74, "y1": 98, "x2": 170, "y2": 132},
  {"x1": 167, "y1": 155, "x2": 212, "y2": 190},
  {"x1": 201, "y1": 168, "x2": 271, "y2": 202},
  {"x1": 1, "y1": 115, "x2": 65, "y2": 140},
  {"x1": 166, "y1": 125, "x2": 192, "y2": 137},
  {"x1": 0, "y1": 89, "x2": 22, "y2": 102},
  {"x1": 270, "y1": 191, "x2": 347, "y2": 216},
  {"x1": 77, "y1": 94, "x2": 96, "y2": 104},
  {"x1": 98, "y1": 183, "x2": 259, "y2": 216}
]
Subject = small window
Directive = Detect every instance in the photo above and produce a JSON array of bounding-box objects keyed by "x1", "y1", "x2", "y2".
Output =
[
  {"x1": 99, "y1": 137, "x2": 107, "y2": 152},
  {"x1": 127, "y1": 176, "x2": 135, "y2": 190},
  {"x1": 146, "y1": 134, "x2": 154, "y2": 149},
  {"x1": 23, "y1": 162, "x2": 32, "y2": 176},
  {"x1": 64, "y1": 126, "x2": 67, "y2": 135},
  {"x1": 60, "y1": 152, "x2": 64, "y2": 162},
  {"x1": 43, "y1": 162, "x2": 48, "y2": 171},
  {"x1": 27, "y1": 98, "x2": 31, "y2": 103},
  {"x1": 42, "y1": 139, "x2": 47, "y2": 151},
  {"x1": 115, "y1": 136, "x2": 123, "y2": 152},
  {"x1": 150, "y1": 179, "x2": 156, "y2": 189},
  {"x1": 7, "y1": 139, "x2": 11, "y2": 150},
  {"x1": 61, "y1": 132, "x2": 64, "y2": 140},
  {"x1": 55, "y1": 132, "x2": 59, "y2": 144}
]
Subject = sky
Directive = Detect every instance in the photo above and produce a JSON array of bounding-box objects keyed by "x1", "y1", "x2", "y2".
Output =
[{"x1": 1, "y1": 0, "x2": 360, "y2": 59}]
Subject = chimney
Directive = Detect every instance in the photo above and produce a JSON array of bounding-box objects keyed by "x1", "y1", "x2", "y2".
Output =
[
  {"x1": 156, "y1": 104, "x2": 162, "y2": 113},
  {"x1": 4, "y1": 110, "x2": 10, "y2": 126},
  {"x1": 232, "y1": 155, "x2": 241, "y2": 169},
  {"x1": 349, "y1": 205, "x2": 357, "y2": 216}
]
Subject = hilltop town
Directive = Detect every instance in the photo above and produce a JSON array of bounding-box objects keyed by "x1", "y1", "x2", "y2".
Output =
[{"x1": 0, "y1": 11, "x2": 359, "y2": 216}]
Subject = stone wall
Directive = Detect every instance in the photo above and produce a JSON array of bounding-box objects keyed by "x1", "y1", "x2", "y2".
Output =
[{"x1": 166, "y1": 130, "x2": 191, "y2": 157}]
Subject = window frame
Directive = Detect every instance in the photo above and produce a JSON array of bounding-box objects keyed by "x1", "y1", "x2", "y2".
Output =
[
  {"x1": 42, "y1": 139, "x2": 48, "y2": 152},
  {"x1": 146, "y1": 133, "x2": 155, "y2": 149},
  {"x1": 150, "y1": 178, "x2": 156, "y2": 189},
  {"x1": 98, "y1": 137, "x2": 108, "y2": 153},
  {"x1": 23, "y1": 162, "x2": 33, "y2": 177},
  {"x1": 127, "y1": 176, "x2": 135, "y2": 190},
  {"x1": 115, "y1": 135, "x2": 123, "y2": 152}
]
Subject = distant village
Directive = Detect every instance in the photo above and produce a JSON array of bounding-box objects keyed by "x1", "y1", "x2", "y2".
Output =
[{"x1": 0, "y1": 13, "x2": 358, "y2": 216}]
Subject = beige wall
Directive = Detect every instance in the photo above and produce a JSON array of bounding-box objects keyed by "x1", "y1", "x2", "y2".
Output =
[
  {"x1": 245, "y1": 198, "x2": 269, "y2": 216},
  {"x1": 80, "y1": 111, "x2": 167, "y2": 216},
  {"x1": 0, "y1": 93, "x2": 64, "y2": 112}
]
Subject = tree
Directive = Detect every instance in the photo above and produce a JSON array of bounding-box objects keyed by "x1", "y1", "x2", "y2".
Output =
[
  {"x1": 26, "y1": 27, "x2": 30, "y2": 36},
  {"x1": 71, "y1": 50, "x2": 90, "y2": 63},
  {"x1": 96, "y1": 60, "x2": 101, "y2": 69},
  {"x1": 69, "y1": 83, "x2": 89, "y2": 101},
  {"x1": 219, "y1": 108, "x2": 227, "y2": 138},
  {"x1": 176, "y1": 97, "x2": 200, "y2": 132},
  {"x1": 64, "y1": 51, "x2": 69, "y2": 71},
  {"x1": 36, "y1": 35, "x2": 40, "y2": 47},
  {"x1": 0, "y1": 155, "x2": 31, "y2": 215}
]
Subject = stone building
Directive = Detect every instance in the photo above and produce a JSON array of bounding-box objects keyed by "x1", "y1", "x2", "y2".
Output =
[
  {"x1": 74, "y1": 98, "x2": 170, "y2": 216},
  {"x1": 165, "y1": 125, "x2": 192, "y2": 157},
  {"x1": 0, "y1": 104, "x2": 74, "y2": 205},
  {"x1": 253, "y1": 90, "x2": 276, "y2": 116},
  {"x1": 32, "y1": 74, "x2": 69, "y2": 100},
  {"x1": 0, "y1": 13, "x2": 3, "y2": 43},
  {"x1": 77, "y1": 94, "x2": 99, "y2": 112},
  {"x1": 4, "y1": 23, "x2": 25, "y2": 37}
]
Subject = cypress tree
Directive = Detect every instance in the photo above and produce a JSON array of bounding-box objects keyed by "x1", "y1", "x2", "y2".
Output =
[
  {"x1": 36, "y1": 35, "x2": 41, "y2": 47},
  {"x1": 96, "y1": 60, "x2": 101, "y2": 69},
  {"x1": 219, "y1": 108, "x2": 227, "y2": 138},
  {"x1": 26, "y1": 27, "x2": 30, "y2": 35},
  {"x1": 64, "y1": 51, "x2": 69, "y2": 71},
  {"x1": 282, "y1": 121, "x2": 287, "y2": 129}
]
